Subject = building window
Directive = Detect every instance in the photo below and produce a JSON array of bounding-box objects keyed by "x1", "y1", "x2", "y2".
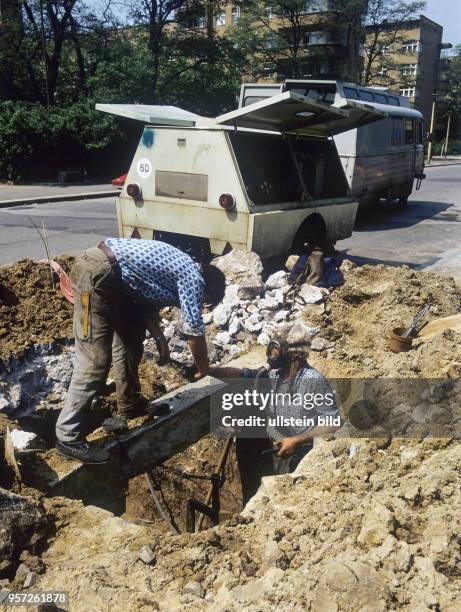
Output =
[
  {"x1": 377, "y1": 65, "x2": 388, "y2": 76},
  {"x1": 232, "y1": 5, "x2": 240, "y2": 22},
  {"x1": 402, "y1": 41, "x2": 420, "y2": 53},
  {"x1": 301, "y1": 0, "x2": 329, "y2": 13},
  {"x1": 303, "y1": 30, "x2": 326, "y2": 45},
  {"x1": 263, "y1": 65, "x2": 276, "y2": 79},
  {"x1": 265, "y1": 5, "x2": 278, "y2": 18},
  {"x1": 379, "y1": 44, "x2": 389, "y2": 55},
  {"x1": 401, "y1": 63, "x2": 418, "y2": 76},
  {"x1": 400, "y1": 87, "x2": 416, "y2": 97},
  {"x1": 215, "y1": 11, "x2": 226, "y2": 26}
]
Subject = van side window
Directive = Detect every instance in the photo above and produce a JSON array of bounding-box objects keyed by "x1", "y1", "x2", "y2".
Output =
[
  {"x1": 343, "y1": 87, "x2": 359, "y2": 100},
  {"x1": 359, "y1": 90, "x2": 375, "y2": 102},
  {"x1": 244, "y1": 96, "x2": 268, "y2": 107},
  {"x1": 388, "y1": 95, "x2": 400, "y2": 106},
  {"x1": 416, "y1": 120, "x2": 423, "y2": 144},
  {"x1": 405, "y1": 119, "x2": 414, "y2": 145},
  {"x1": 375, "y1": 93, "x2": 388, "y2": 104},
  {"x1": 391, "y1": 117, "x2": 403, "y2": 145}
]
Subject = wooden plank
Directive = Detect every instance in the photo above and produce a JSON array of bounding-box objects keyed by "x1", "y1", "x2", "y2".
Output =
[{"x1": 418, "y1": 314, "x2": 461, "y2": 340}]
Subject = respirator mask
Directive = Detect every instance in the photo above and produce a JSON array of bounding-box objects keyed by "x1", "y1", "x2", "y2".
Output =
[{"x1": 266, "y1": 338, "x2": 289, "y2": 370}]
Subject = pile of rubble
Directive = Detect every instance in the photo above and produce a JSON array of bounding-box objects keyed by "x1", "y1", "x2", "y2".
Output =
[{"x1": 161, "y1": 250, "x2": 327, "y2": 366}]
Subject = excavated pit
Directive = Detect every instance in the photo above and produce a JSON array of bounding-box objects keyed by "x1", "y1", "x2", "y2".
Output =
[{"x1": 1, "y1": 341, "x2": 246, "y2": 538}]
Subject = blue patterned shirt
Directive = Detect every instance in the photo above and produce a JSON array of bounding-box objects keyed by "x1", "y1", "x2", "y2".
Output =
[{"x1": 105, "y1": 238, "x2": 205, "y2": 335}]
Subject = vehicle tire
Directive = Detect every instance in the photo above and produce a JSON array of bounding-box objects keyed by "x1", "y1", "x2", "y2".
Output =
[{"x1": 397, "y1": 182, "x2": 413, "y2": 208}]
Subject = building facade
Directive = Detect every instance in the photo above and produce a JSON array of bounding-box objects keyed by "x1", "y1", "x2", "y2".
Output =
[
  {"x1": 178, "y1": 1, "x2": 367, "y2": 83},
  {"x1": 365, "y1": 15, "x2": 446, "y2": 126}
]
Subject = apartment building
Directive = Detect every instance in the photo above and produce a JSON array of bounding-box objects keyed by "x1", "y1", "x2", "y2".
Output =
[
  {"x1": 178, "y1": 1, "x2": 366, "y2": 82},
  {"x1": 365, "y1": 15, "x2": 447, "y2": 125}
]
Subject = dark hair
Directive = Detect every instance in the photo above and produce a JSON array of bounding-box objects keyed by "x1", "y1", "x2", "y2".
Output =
[{"x1": 202, "y1": 264, "x2": 226, "y2": 308}]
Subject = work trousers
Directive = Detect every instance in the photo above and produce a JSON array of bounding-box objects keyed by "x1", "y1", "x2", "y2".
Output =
[{"x1": 55, "y1": 247, "x2": 145, "y2": 443}]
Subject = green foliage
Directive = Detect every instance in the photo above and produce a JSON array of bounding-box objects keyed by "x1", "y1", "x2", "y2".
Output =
[
  {"x1": 0, "y1": 101, "x2": 127, "y2": 182},
  {"x1": 431, "y1": 140, "x2": 461, "y2": 156}
]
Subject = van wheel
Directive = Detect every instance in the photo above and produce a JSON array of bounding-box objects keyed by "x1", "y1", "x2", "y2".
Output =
[{"x1": 398, "y1": 183, "x2": 413, "y2": 208}]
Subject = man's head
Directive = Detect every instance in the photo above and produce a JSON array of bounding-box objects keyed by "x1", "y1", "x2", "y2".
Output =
[
  {"x1": 201, "y1": 264, "x2": 226, "y2": 308},
  {"x1": 267, "y1": 322, "x2": 312, "y2": 369}
]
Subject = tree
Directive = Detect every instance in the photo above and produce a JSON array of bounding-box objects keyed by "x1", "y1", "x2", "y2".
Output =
[{"x1": 362, "y1": 0, "x2": 426, "y2": 86}]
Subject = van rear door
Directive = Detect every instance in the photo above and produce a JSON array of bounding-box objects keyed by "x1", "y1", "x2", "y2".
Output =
[{"x1": 215, "y1": 91, "x2": 386, "y2": 137}]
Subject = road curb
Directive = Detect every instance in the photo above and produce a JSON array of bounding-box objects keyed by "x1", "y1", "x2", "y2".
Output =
[{"x1": 0, "y1": 190, "x2": 119, "y2": 209}]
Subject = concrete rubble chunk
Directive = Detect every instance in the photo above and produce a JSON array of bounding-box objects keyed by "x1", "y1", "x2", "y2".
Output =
[
  {"x1": 138, "y1": 545, "x2": 155, "y2": 565},
  {"x1": 212, "y1": 304, "x2": 231, "y2": 327},
  {"x1": 296, "y1": 284, "x2": 324, "y2": 305},
  {"x1": 215, "y1": 331, "x2": 231, "y2": 346},
  {"x1": 311, "y1": 337, "x2": 328, "y2": 352},
  {"x1": 274, "y1": 310, "x2": 289, "y2": 322},
  {"x1": 258, "y1": 297, "x2": 279, "y2": 311},
  {"x1": 10, "y1": 429, "x2": 39, "y2": 451},
  {"x1": 257, "y1": 332, "x2": 270, "y2": 346},
  {"x1": 23, "y1": 571, "x2": 37, "y2": 588},
  {"x1": 222, "y1": 284, "x2": 240, "y2": 308},
  {"x1": 228, "y1": 317, "x2": 243, "y2": 336},
  {"x1": 238, "y1": 275, "x2": 265, "y2": 300},
  {"x1": 245, "y1": 319, "x2": 263, "y2": 333},
  {"x1": 213, "y1": 250, "x2": 263, "y2": 283},
  {"x1": 202, "y1": 313, "x2": 213, "y2": 325},
  {"x1": 183, "y1": 580, "x2": 204, "y2": 598},
  {"x1": 266, "y1": 271, "x2": 288, "y2": 289},
  {"x1": 267, "y1": 288, "x2": 285, "y2": 304}
]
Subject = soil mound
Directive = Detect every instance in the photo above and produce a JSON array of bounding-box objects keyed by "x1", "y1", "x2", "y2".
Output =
[
  {"x1": 310, "y1": 263, "x2": 461, "y2": 378},
  {"x1": 33, "y1": 438, "x2": 461, "y2": 610},
  {"x1": 0, "y1": 259, "x2": 74, "y2": 359}
]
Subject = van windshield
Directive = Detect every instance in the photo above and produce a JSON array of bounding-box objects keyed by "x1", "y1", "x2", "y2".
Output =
[{"x1": 228, "y1": 132, "x2": 303, "y2": 205}]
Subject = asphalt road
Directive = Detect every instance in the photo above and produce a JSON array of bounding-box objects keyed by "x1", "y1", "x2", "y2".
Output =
[
  {"x1": 1, "y1": 164, "x2": 461, "y2": 279},
  {"x1": 339, "y1": 164, "x2": 461, "y2": 281},
  {"x1": 0, "y1": 197, "x2": 118, "y2": 265}
]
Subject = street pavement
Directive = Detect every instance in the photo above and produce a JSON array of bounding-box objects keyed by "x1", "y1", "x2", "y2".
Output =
[
  {"x1": 0, "y1": 197, "x2": 118, "y2": 265},
  {"x1": 338, "y1": 163, "x2": 461, "y2": 282},
  {"x1": 1, "y1": 165, "x2": 461, "y2": 281},
  {"x1": 0, "y1": 182, "x2": 118, "y2": 205}
]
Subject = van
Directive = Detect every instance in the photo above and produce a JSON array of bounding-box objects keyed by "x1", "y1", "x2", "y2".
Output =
[
  {"x1": 97, "y1": 91, "x2": 385, "y2": 259},
  {"x1": 239, "y1": 80, "x2": 425, "y2": 208}
]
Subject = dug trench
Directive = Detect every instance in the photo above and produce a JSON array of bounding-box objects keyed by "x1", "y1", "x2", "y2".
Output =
[{"x1": 1, "y1": 253, "x2": 461, "y2": 608}]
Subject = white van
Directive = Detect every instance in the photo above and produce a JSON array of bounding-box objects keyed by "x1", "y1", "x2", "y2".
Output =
[
  {"x1": 240, "y1": 80, "x2": 425, "y2": 207},
  {"x1": 97, "y1": 91, "x2": 385, "y2": 258}
]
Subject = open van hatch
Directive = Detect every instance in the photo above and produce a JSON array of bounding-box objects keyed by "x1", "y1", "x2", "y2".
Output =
[{"x1": 215, "y1": 91, "x2": 387, "y2": 137}]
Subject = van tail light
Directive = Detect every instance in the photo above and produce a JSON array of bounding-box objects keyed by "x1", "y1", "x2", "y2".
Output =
[
  {"x1": 219, "y1": 193, "x2": 235, "y2": 211},
  {"x1": 127, "y1": 182, "x2": 141, "y2": 199}
]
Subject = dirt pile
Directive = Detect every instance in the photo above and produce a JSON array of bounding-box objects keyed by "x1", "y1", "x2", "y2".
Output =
[
  {"x1": 308, "y1": 262, "x2": 461, "y2": 378},
  {"x1": 0, "y1": 259, "x2": 74, "y2": 359},
  {"x1": 32, "y1": 438, "x2": 461, "y2": 610}
]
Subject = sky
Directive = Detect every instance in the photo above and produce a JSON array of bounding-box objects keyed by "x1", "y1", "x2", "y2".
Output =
[{"x1": 424, "y1": 0, "x2": 461, "y2": 47}]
